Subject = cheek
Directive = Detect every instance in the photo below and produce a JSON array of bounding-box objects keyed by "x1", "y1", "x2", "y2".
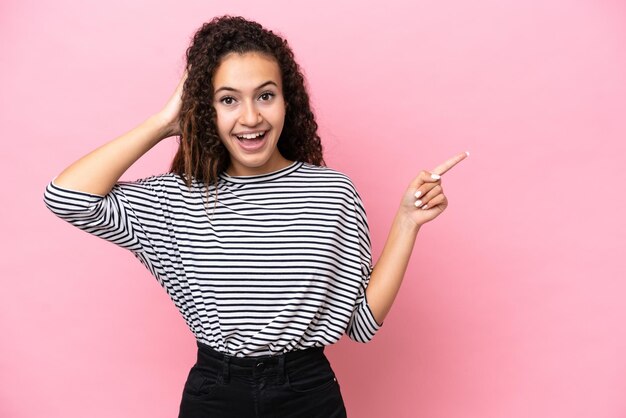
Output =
[
  {"x1": 215, "y1": 111, "x2": 234, "y2": 133},
  {"x1": 270, "y1": 104, "x2": 286, "y2": 126}
]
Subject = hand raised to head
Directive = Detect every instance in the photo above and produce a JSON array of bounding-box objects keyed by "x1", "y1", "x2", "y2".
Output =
[{"x1": 156, "y1": 69, "x2": 188, "y2": 139}]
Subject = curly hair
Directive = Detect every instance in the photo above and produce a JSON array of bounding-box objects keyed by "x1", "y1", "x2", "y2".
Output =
[{"x1": 170, "y1": 16, "x2": 325, "y2": 211}]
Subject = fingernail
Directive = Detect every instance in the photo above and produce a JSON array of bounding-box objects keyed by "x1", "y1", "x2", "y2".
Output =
[
  {"x1": 431, "y1": 173, "x2": 440, "y2": 180},
  {"x1": 421, "y1": 204, "x2": 428, "y2": 210},
  {"x1": 465, "y1": 151, "x2": 470, "y2": 157},
  {"x1": 414, "y1": 191, "x2": 422, "y2": 198},
  {"x1": 414, "y1": 200, "x2": 422, "y2": 207}
]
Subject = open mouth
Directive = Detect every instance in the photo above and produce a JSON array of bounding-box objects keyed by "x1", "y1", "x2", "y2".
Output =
[
  {"x1": 235, "y1": 131, "x2": 267, "y2": 141},
  {"x1": 233, "y1": 130, "x2": 269, "y2": 151}
]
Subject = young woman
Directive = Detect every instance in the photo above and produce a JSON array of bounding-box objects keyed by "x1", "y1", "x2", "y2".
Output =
[{"x1": 44, "y1": 15, "x2": 467, "y2": 418}]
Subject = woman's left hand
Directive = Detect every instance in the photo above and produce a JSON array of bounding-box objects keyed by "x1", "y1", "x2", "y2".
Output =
[{"x1": 398, "y1": 151, "x2": 469, "y2": 228}]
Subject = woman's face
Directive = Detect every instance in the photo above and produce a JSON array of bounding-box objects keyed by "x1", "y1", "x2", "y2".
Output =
[{"x1": 212, "y1": 52, "x2": 290, "y2": 176}]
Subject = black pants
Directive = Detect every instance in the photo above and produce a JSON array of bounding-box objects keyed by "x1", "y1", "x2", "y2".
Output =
[{"x1": 178, "y1": 341, "x2": 348, "y2": 418}]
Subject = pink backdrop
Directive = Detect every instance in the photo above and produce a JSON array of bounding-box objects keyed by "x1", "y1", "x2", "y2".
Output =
[{"x1": 3, "y1": 0, "x2": 626, "y2": 417}]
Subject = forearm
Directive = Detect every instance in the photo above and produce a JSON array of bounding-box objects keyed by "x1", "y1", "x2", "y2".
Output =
[
  {"x1": 52, "y1": 114, "x2": 171, "y2": 196},
  {"x1": 366, "y1": 210, "x2": 421, "y2": 325}
]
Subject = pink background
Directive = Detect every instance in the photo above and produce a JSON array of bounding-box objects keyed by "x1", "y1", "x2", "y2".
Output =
[{"x1": 3, "y1": 0, "x2": 626, "y2": 417}]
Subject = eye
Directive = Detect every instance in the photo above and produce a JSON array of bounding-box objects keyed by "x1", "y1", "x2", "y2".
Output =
[
  {"x1": 219, "y1": 96, "x2": 236, "y2": 105},
  {"x1": 259, "y1": 92, "x2": 275, "y2": 101}
]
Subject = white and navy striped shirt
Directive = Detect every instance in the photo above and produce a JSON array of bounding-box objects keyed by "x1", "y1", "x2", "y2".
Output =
[{"x1": 43, "y1": 161, "x2": 383, "y2": 357}]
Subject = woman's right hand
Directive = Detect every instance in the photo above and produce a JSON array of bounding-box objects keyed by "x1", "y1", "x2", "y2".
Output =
[
  {"x1": 50, "y1": 69, "x2": 190, "y2": 196},
  {"x1": 156, "y1": 69, "x2": 188, "y2": 138}
]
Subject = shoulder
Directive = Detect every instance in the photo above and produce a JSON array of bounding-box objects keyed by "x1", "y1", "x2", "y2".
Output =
[
  {"x1": 298, "y1": 164, "x2": 369, "y2": 218},
  {"x1": 114, "y1": 172, "x2": 208, "y2": 195},
  {"x1": 297, "y1": 163, "x2": 360, "y2": 194}
]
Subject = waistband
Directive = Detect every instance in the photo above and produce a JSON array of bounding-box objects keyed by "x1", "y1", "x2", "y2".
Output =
[
  {"x1": 196, "y1": 340, "x2": 325, "y2": 367},
  {"x1": 195, "y1": 341, "x2": 326, "y2": 384}
]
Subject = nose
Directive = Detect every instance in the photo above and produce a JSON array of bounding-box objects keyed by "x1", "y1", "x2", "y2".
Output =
[{"x1": 239, "y1": 100, "x2": 263, "y2": 126}]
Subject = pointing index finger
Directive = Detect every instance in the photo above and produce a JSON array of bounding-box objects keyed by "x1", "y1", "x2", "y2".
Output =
[{"x1": 431, "y1": 151, "x2": 469, "y2": 176}]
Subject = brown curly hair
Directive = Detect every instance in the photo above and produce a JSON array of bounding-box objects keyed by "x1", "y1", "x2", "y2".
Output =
[{"x1": 170, "y1": 16, "x2": 325, "y2": 202}]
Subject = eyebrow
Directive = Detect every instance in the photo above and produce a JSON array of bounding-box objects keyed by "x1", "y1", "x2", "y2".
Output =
[{"x1": 214, "y1": 80, "x2": 278, "y2": 94}]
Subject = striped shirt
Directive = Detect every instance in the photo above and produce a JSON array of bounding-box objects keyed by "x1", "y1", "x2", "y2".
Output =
[{"x1": 43, "y1": 161, "x2": 383, "y2": 357}]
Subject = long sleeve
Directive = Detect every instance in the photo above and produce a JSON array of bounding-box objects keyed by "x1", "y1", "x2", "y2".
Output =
[{"x1": 345, "y1": 187, "x2": 384, "y2": 343}]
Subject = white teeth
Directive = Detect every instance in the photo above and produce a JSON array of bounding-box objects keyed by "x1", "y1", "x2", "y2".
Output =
[{"x1": 236, "y1": 131, "x2": 265, "y2": 139}]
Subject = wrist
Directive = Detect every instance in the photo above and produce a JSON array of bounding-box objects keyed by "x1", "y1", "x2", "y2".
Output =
[
  {"x1": 394, "y1": 209, "x2": 422, "y2": 234},
  {"x1": 147, "y1": 113, "x2": 176, "y2": 141}
]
